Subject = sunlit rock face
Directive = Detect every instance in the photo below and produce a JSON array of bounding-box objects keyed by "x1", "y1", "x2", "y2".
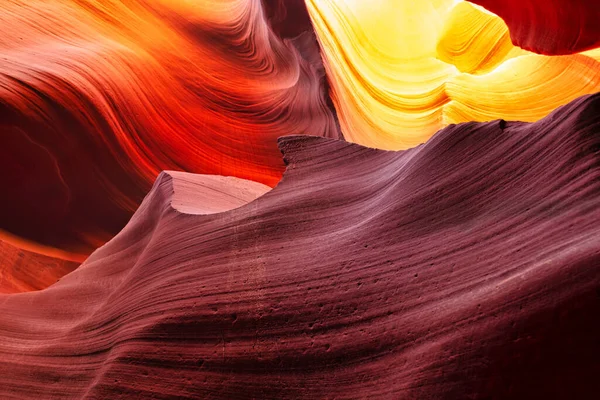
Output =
[
  {"x1": 0, "y1": 94, "x2": 598, "y2": 398},
  {"x1": 470, "y1": 0, "x2": 600, "y2": 55},
  {"x1": 307, "y1": 0, "x2": 600, "y2": 150},
  {"x1": 0, "y1": 0, "x2": 338, "y2": 269}
]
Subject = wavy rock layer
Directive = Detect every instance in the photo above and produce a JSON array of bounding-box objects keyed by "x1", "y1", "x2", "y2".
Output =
[
  {"x1": 0, "y1": 94, "x2": 599, "y2": 399},
  {"x1": 307, "y1": 0, "x2": 600, "y2": 150},
  {"x1": 0, "y1": 0, "x2": 338, "y2": 261},
  {"x1": 0, "y1": 173, "x2": 269, "y2": 294},
  {"x1": 0, "y1": 238, "x2": 78, "y2": 294},
  {"x1": 470, "y1": 0, "x2": 600, "y2": 55}
]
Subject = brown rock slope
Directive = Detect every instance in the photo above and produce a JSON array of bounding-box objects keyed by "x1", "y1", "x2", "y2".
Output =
[{"x1": 0, "y1": 94, "x2": 599, "y2": 398}]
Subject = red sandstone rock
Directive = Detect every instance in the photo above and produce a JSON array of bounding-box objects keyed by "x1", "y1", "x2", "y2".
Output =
[
  {"x1": 0, "y1": 239, "x2": 79, "y2": 293},
  {"x1": 0, "y1": 94, "x2": 599, "y2": 398},
  {"x1": 0, "y1": 0, "x2": 338, "y2": 262}
]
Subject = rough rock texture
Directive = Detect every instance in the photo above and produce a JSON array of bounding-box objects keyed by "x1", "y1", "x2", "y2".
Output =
[
  {"x1": 0, "y1": 94, "x2": 599, "y2": 398},
  {"x1": 470, "y1": 0, "x2": 600, "y2": 54}
]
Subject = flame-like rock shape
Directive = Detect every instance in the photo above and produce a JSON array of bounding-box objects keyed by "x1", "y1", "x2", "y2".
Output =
[
  {"x1": 0, "y1": 0, "x2": 337, "y2": 261},
  {"x1": 470, "y1": 0, "x2": 600, "y2": 55},
  {"x1": 307, "y1": 0, "x2": 600, "y2": 150},
  {"x1": 0, "y1": 94, "x2": 598, "y2": 398}
]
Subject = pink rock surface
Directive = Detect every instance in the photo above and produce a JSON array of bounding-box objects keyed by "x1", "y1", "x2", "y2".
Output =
[
  {"x1": 0, "y1": 94, "x2": 599, "y2": 398},
  {"x1": 167, "y1": 171, "x2": 271, "y2": 215}
]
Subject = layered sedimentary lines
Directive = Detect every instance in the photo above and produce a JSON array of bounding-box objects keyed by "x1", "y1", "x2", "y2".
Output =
[
  {"x1": 0, "y1": 94, "x2": 598, "y2": 398},
  {"x1": 445, "y1": 54, "x2": 600, "y2": 124},
  {"x1": 306, "y1": 0, "x2": 459, "y2": 149},
  {"x1": 168, "y1": 171, "x2": 271, "y2": 215},
  {"x1": 0, "y1": 238, "x2": 79, "y2": 294},
  {"x1": 3, "y1": 0, "x2": 600, "y2": 293},
  {"x1": 0, "y1": 0, "x2": 337, "y2": 262},
  {"x1": 306, "y1": 0, "x2": 600, "y2": 150}
]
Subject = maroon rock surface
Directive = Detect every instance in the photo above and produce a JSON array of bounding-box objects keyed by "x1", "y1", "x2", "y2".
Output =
[
  {"x1": 0, "y1": 94, "x2": 599, "y2": 398},
  {"x1": 470, "y1": 0, "x2": 600, "y2": 54}
]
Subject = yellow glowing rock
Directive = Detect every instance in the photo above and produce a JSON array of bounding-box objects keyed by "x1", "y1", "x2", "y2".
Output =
[
  {"x1": 582, "y1": 48, "x2": 600, "y2": 63},
  {"x1": 445, "y1": 55, "x2": 600, "y2": 124},
  {"x1": 307, "y1": 0, "x2": 600, "y2": 150},
  {"x1": 437, "y1": 2, "x2": 528, "y2": 74},
  {"x1": 306, "y1": 0, "x2": 459, "y2": 150}
]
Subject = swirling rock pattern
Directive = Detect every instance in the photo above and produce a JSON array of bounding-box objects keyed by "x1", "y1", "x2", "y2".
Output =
[
  {"x1": 436, "y1": 1, "x2": 529, "y2": 74},
  {"x1": 306, "y1": 0, "x2": 600, "y2": 150},
  {"x1": 0, "y1": 0, "x2": 338, "y2": 263},
  {"x1": 445, "y1": 54, "x2": 600, "y2": 124},
  {"x1": 0, "y1": 94, "x2": 598, "y2": 398},
  {"x1": 470, "y1": 0, "x2": 600, "y2": 55},
  {"x1": 306, "y1": 0, "x2": 459, "y2": 149}
]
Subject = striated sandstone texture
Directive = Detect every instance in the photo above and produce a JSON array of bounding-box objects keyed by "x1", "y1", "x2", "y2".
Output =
[
  {"x1": 0, "y1": 239, "x2": 79, "y2": 294},
  {"x1": 0, "y1": 0, "x2": 337, "y2": 262},
  {"x1": 0, "y1": 94, "x2": 598, "y2": 399}
]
